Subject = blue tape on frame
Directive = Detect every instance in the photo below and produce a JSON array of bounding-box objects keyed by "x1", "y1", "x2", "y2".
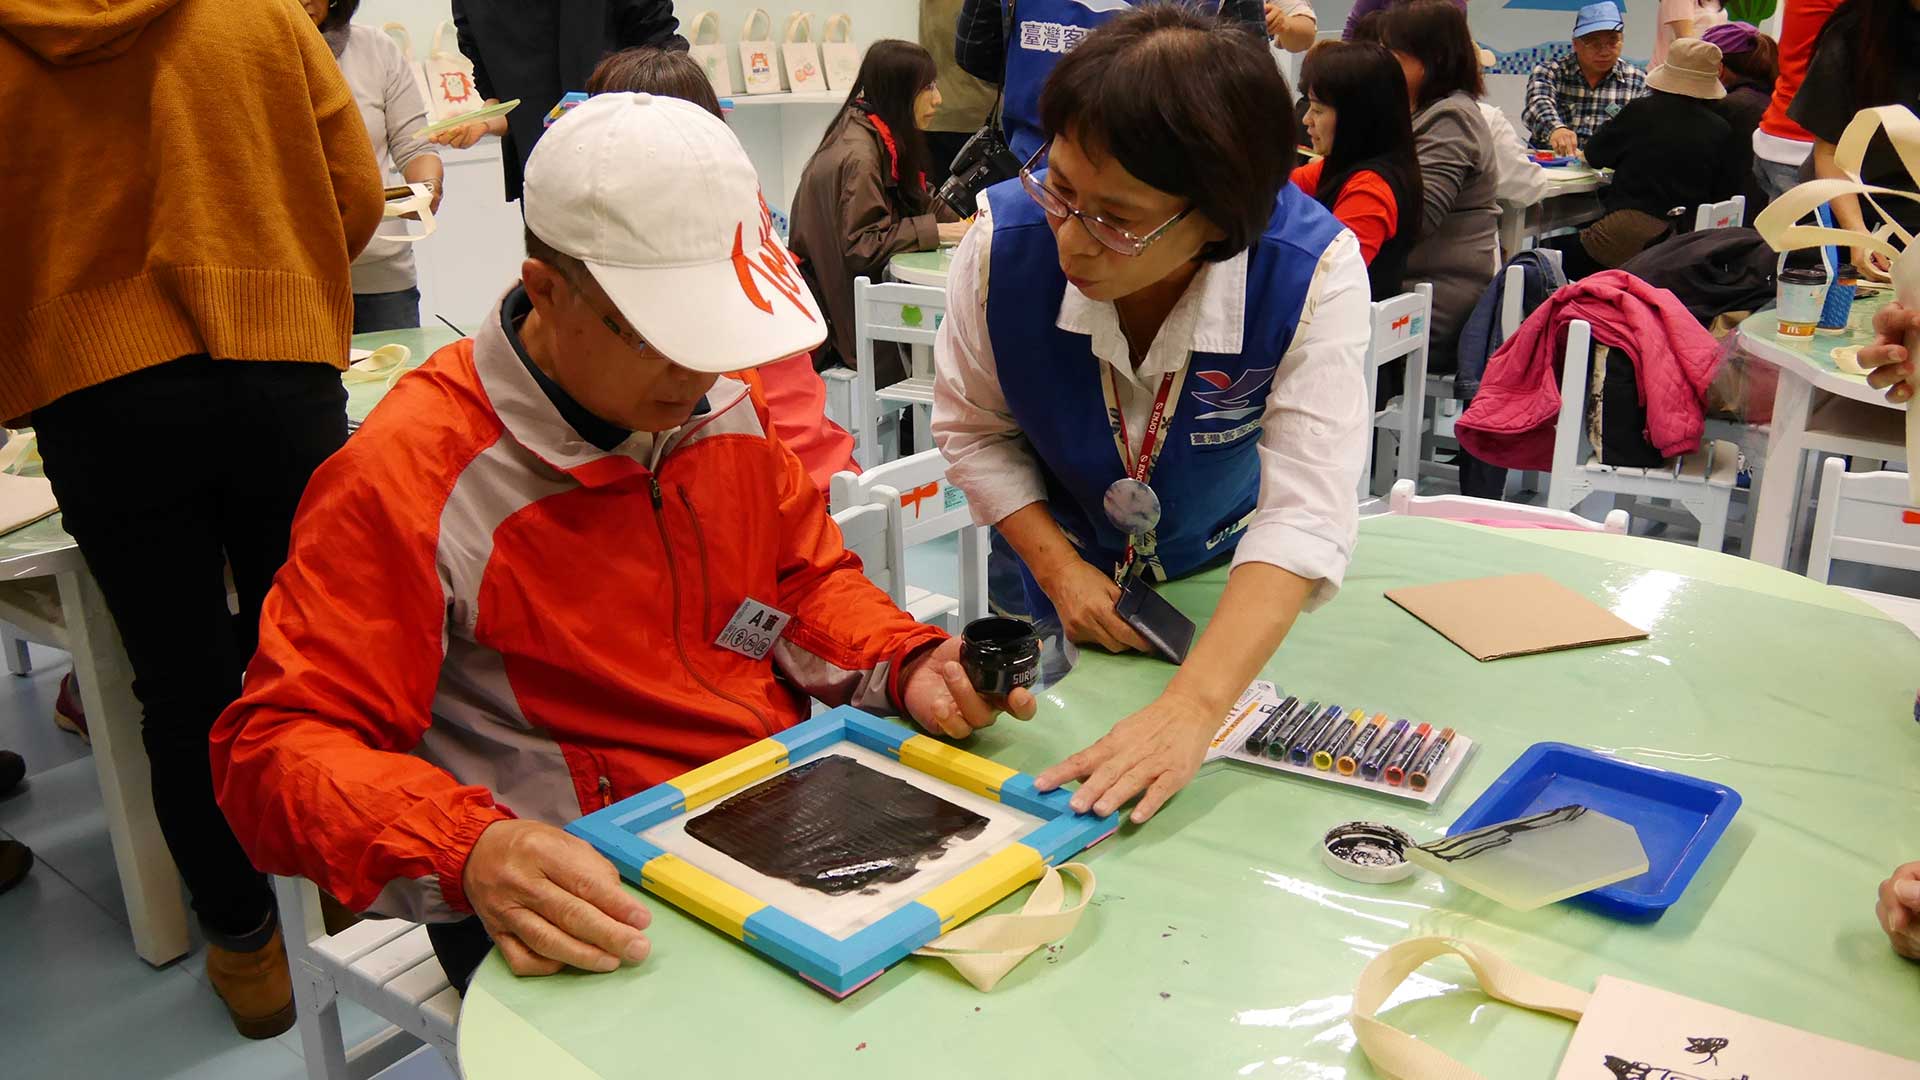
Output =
[
  {"x1": 1020, "y1": 810, "x2": 1120, "y2": 866},
  {"x1": 743, "y1": 907, "x2": 860, "y2": 993},
  {"x1": 606, "y1": 783, "x2": 686, "y2": 832},
  {"x1": 770, "y1": 712, "x2": 849, "y2": 760},
  {"x1": 997, "y1": 774, "x2": 1074, "y2": 817},
  {"x1": 837, "y1": 707, "x2": 916, "y2": 756},
  {"x1": 565, "y1": 817, "x2": 666, "y2": 882}
]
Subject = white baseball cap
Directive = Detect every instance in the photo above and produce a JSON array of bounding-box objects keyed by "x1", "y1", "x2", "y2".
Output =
[{"x1": 523, "y1": 93, "x2": 826, "y2": 374}]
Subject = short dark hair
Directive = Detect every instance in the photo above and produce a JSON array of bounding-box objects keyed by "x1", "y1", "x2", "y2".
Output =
[
  {"x1": 1721, "y1": 31, "x2": 1779, "y2": 87},
  {"x1": 1379, "y1": 0, "x2": 1485, "y2": 110},
  {"x1": 1347, "y1": 9, "x2": 1385, "y2": 44},
  {"x1": 524, "y1": 228, "x2": 589, "y2": 285},
  {"x1": 1300, "y1": 42, "x2": 1422, "y2": 236},
  {"x1": 587, "y1": 48, "x2": 724, "y2": 118},
  {"x1": 318, "y1": 0, "x2": 360, "y2": 34},
  {"x1": 1038, "y1": 3, "x2": 1295, "y2": 262}
]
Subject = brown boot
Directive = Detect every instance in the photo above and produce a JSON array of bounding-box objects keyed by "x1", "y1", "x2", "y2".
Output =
[{"x1": 205, "y1": 926, "x2": 296, "y2": 1039}]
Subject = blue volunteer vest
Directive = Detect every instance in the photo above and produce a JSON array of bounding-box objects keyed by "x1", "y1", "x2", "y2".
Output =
[{"x1": 985, "y1": 177, "x2": 1345, "y2": 582}]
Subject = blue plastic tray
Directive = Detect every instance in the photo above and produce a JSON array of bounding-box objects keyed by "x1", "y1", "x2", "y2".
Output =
[{"x1": 1445, "y1": 742, "x2": 1741, "y2": 922}]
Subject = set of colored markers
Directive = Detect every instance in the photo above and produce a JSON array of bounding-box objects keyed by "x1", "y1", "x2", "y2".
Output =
[{"x1": 1206, "y1": 681, "x2": 1476, "y2": 805}]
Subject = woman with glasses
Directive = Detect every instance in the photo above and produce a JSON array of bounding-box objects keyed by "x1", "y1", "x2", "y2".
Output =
[
  {"x1": 790, "y1": 40, "x2": 969, "y2": 385},
  {"x1": 932, "y1": 4, "x2": 1370, "y2": 826}
]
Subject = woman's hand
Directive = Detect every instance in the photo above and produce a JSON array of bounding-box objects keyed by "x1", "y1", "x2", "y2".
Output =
[
  {"x1": 429, "y1": 121, "x2": 491, "y2": 150},
  {"x1": 937, "y1": 219, "x2": 974, "y2": 247},
  {"x1": 1858, "y1": 302, "x2": 1920, "y2": 403},
  {"x1": 1877, "y1": 861, "x2": 1920, "y2": 960},
  {"x1": 1036, "y1": 558, "x2": 1150, "y2": 654},
  {"x1": 1034, "y1": 689, "x2": 1216, "y2": 824},
  {"x1": 899, "y1": 636, "x2": 1037, "y2": 740},
  {"x1": 1854, "y1": 244, "x2": 1894, "y2": 283}
]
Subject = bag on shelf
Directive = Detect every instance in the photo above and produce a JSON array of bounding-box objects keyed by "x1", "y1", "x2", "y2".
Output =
[
  {"x1": 821, "y1": 14, "x2": 862, "y2": 93},
  {"x1": 781, "y1": 12, "x2": 826, "y2": 95},
  {"x1": 738, "y1": 8, "x2": 783, "y2": 94},
  {"x1": 686, "y1": 10, "x2": 735, "y2": 98},
  {"x1": 419, "y1": 20, "x2": 483, "y2": 121}
]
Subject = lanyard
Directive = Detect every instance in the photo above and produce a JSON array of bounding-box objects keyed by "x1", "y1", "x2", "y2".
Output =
[{"x1": 1102, "y1": 363, "x2": 1188, "y2": 582}]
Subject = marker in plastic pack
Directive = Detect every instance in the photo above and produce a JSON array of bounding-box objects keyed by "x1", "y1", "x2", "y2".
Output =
[
  {"x1": 1311, "y1": 709, "x2": 1364, "y2": 771},
  {"x1": 1384, "y1": 722, "x2": 1432, "y2": 787},
  {"x1": 1338, "y1": 714, "x2": 1388, "y2": 776},
  {"x1": 1289, "y1": 705, "x2": 1343, "y2": 765},
  {"x1": 1360, "y1": 719, "x2": 1409, "y2": 780},
  {"x1": 1266, "y1": 699, "x2": 1321, "y2": 761}
]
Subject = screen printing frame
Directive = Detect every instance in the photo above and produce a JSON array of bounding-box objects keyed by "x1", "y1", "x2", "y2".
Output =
[{"x1": 567, "y1": 706, "x2": 1119, "y2": 997}]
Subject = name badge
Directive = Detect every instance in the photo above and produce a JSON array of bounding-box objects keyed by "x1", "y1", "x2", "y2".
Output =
[{"x1": 715, "y1": 598, "x2": 791, "y2": 660}]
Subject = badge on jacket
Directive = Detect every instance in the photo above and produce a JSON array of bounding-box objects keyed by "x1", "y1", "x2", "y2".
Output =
[{"x1": 716, "y1": 598, "x2": 791, "y2": 660}]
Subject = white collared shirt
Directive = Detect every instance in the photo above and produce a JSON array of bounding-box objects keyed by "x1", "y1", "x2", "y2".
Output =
[{"x1": 931, "y1": 201, "x2": 1372, "y2": 608}]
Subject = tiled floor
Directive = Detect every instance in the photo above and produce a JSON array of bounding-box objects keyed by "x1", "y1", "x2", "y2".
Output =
[{"x1": 0, "y1": 542, "x2": 967, "y2": 1080}]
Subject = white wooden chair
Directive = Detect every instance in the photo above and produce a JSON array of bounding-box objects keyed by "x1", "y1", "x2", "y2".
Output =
[
  {"x1": 821, "y1": 277, "x2": 946, "y2": 468},
  {"x1": 1693, "y1": 195, "x2": 1747, "y2": 232},
  {"x1": 1806, "y1": 459, "x2": 1920, "y2": 636},
  {"x1": 1388, "y1": 478, "x2": 1629, "y2": 533},
  {"x1": 274, "y1": 876, "x2": 460, "y2": 1080},
  {"x1": 829, "y1": 449, "x2": 988, "y2": 633},
  {"x1": 1362, "y1": 284, "x2": 1432, "y2": 499},
  {"x1": 1544, "y1": 319, "x2": 1739, "y2": 548}
]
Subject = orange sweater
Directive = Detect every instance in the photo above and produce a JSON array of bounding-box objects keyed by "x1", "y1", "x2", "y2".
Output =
[{"x1": 0, "y1": 0, "x2": 384, "y2": 421}]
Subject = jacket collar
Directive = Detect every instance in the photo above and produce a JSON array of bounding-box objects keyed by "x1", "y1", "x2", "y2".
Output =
[{"x1": 1054, "y1": 251, "x2": 1249, "y2": 384}]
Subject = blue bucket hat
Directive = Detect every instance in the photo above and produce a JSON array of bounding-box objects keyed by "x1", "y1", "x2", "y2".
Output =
[{"x1": 1573, "y1": 1, "x2": 1626, "y2": 37}]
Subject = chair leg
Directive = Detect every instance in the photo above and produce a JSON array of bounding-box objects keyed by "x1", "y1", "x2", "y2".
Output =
[
  {"x1": 3, "y1": 630, "x2": 30, "y2": 676},
  {"x1": 292, "y1": 963, "x2": 352, "y2": 1080},
  {"x1": 1693, "y1": 491, "x2": 1731, "y2": 552}
]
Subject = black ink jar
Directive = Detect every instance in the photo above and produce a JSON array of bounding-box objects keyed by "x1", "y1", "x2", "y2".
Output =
[{"x1": 959, "y1": 617, "x2": 1041, "y2": 696}]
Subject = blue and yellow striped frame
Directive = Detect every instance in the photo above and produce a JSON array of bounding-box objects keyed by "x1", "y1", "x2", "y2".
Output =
[{"x1": 566, "y1": 706, "x2": 1119, "y2": 997}]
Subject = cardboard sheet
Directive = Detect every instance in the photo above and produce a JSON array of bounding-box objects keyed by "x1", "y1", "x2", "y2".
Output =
[
  {"x1": 1386, "y1": 573, "x2": 1648, "y2": 661},
  {"x1": 0, "y1": 472, "x2": 58, "y2": 538}
]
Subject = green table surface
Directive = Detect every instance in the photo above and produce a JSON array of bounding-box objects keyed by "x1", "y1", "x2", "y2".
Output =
[
  {"x1": 1738, "y1": 292, "x2": 1888, "y2": 379},
  {"x1": 889, "y1": 248, "x2": 955, "y2": 283},
  {"x1": 458, "y1": 515, "x2": 1920, "y2": 1078},
  {"x1": 0, "y1": 327, "x2": 462, "y2": 569}
]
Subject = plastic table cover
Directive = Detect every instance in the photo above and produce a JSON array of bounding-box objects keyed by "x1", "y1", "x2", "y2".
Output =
[{"x1": 455, "y1": 507, "x2": 1920, "y2": 1078}]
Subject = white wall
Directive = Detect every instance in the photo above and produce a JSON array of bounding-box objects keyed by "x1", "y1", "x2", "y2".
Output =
[{"x1": 356, "y1": 0, "x2": 914, "y2": 53}]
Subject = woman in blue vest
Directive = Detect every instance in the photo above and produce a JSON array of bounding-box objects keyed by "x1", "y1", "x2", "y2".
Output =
[{"x1": 933, "y1": 5, "x2": 1372, "y2": 825}]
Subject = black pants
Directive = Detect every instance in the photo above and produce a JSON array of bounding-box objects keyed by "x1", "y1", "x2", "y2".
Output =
[
  {"x1": 33, "y1": 356, "x2": 348, "y2": 947},
  {"x1": 427, "y1": 917, "x2": 495, "y2": 995}
]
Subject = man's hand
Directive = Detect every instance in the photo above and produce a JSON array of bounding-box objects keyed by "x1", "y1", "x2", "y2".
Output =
[
  {"x1": 1859, "y1": 302, "x2": 1920, "y2": 403},
  {"x1": 1877, "y1": 862, "x2": 1920, "y2": 960},
  {"x1": 462, "y1": 819, "x2": 653, "y2": 977},
  {"x1": 1034, "y1": 688, "x2": 1216, "y2": 824},
  {"x1": 1549, "y1": 127, "x2": 1579, "y2": 157},
  {"x1": 1036, "y1": 557, "x2": 1151, "y2": 654},
  {"x1": 901, "y1": 636, "x2": 1037, "y2": 739}
]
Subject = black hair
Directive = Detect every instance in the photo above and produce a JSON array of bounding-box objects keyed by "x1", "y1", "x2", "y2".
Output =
[
  {"x1": 1378, "y1": 0, "x2": 1485, "y2": 110},
  {"x1": 1301, "y1": 42, "x2": 1422, "y2": 240},
  {"x1": 318, "y1": 0, "x2": 360, "y2": 34},
  {"x1": 1720, "y1": 31, "x2": 1778, "y2": 88},
  {"x1": 586, "y1": 48, "x2": 725, "y2": 119},
  {"x1": 826, "y1": 39, "x2": 938, "y2": 196},
  {"x1": 1812, "y1": 0, "x2": 1893, "y2": 107},
  {"x1": 1348, "y1": 9, "x2": 1385, "y2": 44},
  {"x1": 1038, "y1": 3, "x2": 1296, "y2": 262}
]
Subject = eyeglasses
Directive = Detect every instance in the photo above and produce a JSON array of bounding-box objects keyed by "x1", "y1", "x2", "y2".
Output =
[
  {"x1": 1018, "y1": 142, "x2": 1194, "y2": 258},
  {"x1": 565, "y1": 274, "x2": 654, "y2": 356}
]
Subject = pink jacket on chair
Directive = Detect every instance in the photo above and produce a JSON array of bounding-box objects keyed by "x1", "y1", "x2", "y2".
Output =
[{"x1": 1456, "y1": 270, "x2": 1723, "y2": 471}]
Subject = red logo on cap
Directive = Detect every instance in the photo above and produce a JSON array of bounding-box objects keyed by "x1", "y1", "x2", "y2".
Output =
[{"x1": 733, "y1": 198, "x2": 817, "y2": 322}]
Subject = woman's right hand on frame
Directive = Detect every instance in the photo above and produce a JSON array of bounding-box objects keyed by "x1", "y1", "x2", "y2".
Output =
[
  {"x1": 1037, "y1": 558, "x2": 1151, "y2": 654},
  {"x1": 1858, "y1": 301, "x2": 1920, "y2": 403}
]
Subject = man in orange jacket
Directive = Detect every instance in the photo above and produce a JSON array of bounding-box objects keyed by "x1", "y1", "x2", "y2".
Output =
[{"x1": 210, "y1": 93, "x2": 1034, "y2": 991}]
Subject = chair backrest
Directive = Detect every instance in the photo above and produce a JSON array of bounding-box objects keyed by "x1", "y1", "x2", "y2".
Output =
[
  {"x1": 850, "y1": 276, "x2": 948, "y2": 468},
  {"x1": 1693, "y1": 195, "x2": 1746, "y2": 232},
  {"x1": 830, "y1": 501, "x2": 896, "y2": 596},
  {"x1": 1387, "y1": 478, "x2": 1628, "y2": 533},
  {"x1": 1806, "y1": 459, "x2": 1920, "y2": 582},
  {"x1": 1361, "y1": 283, "x2": 1434, "y2": 499},
  {"x1": 830, "y1": 449, "x2": 989, "y2": 624},
  {"x1": 1548, "y1": 318, "x2": 1596, "y2": 485}
]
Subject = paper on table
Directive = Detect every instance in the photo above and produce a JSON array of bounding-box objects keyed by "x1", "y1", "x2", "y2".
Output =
[
  {"x1": 0, "y1": 473, "x2": 57, "y2": 538},
  {"x1": 644, "y1": 742, "x2": 1042, "y2": 939},
  {"x1": 1386, "y1": 573, "x2": 1648, "y2": 661},
  {"x1": 1556, "y1": 975, "x2": 1920, "y2": 1079}
]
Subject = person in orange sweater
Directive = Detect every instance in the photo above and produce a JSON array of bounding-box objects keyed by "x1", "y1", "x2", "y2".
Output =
[
  {"x1": 1293, "y1": 41, "x2": 1424, "y2": 302},
  {"x1": 0, "y1": 0, "x2": 382, "y2": 1040}
]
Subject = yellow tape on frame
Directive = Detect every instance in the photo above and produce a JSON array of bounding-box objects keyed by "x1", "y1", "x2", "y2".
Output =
[
  {"x1": 668, "y1": 738, "x2": 788, "y2": 811},
  {"x1": 914, "y1": 843, "x2": 1046, "y2": 933},
  {"x1": 897, "y1": 735, "x2": 1020, "y2": 801},
  {"x1": 640, "y1": 854, "x2": 765, "y2": 940}
]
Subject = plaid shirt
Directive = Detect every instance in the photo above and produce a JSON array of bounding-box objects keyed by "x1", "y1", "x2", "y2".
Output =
[
  {"x1": 954, "y1": 0, "x2": 1266, "y2": 83},
  {"x1": 1522, "y1": 53, "x2": 1648, "y2": 149}
]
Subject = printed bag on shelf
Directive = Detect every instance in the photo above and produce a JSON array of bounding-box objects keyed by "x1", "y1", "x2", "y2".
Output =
[
  {"x1": 781, "y1": 12, "x2": 827, "y2": 95},
  {"x1": 686, "y1": 10, "x2": 735, "y2": 98},
  {"x1": 738, "y1": 8, "x2": 783, "y2": 94},
  {"x1": 821, "y1": 14, "x2": 862, "y2": 93}
]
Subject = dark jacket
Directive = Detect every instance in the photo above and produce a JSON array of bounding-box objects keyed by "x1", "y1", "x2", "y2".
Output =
[
  {"x1": 789, "y1": 110, "x2": 954, "y2": 382},
  {"x1": 1617, "y1": 227, "x2": 1777, "y2": 327},
  {"x1": 1585, "y1": 90, "x2": 1743, "y2": 222},
  {"x1": 453, "y1": 0, "x2": 684, "y2": 202},
  {"x1": 1456, "y1": 249, "x2": 1568, "y2": 401},
  {"x1": 1719, "y1": 80, "x2": 1772, "y2": 215}
]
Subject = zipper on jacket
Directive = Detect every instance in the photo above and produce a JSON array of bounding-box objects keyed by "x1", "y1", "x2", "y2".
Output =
[
  {"x1": 650, "y1": 471, "x2": 777, "y2": 739},
  {"x1": 597, "y1": 775, "x2": 612, "y2": 810}
]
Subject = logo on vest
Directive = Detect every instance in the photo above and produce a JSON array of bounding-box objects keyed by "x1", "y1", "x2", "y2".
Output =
[
  {"x1": 1191, "y1": 367, "x2": 1276, "y2": 422},
  {"x1": 1018, "y1": 20, "x2": 1092, "y2": 54},
  {"x1": 1191, "y1": 418, "x2": 1261, "y2": 447}
]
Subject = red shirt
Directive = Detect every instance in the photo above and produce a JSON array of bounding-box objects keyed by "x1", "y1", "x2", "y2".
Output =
[
  {"x1": 1759, "y1": 0, "x2": 1841, "y2": 143},
  {"x1": 1292, "y1": 159, "x2": 1400, "y2": 266}
]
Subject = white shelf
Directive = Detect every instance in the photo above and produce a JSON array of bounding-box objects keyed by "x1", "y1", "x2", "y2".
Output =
[{"x1": 725, "y1": 91, "x2": 845, "y2": 108}]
